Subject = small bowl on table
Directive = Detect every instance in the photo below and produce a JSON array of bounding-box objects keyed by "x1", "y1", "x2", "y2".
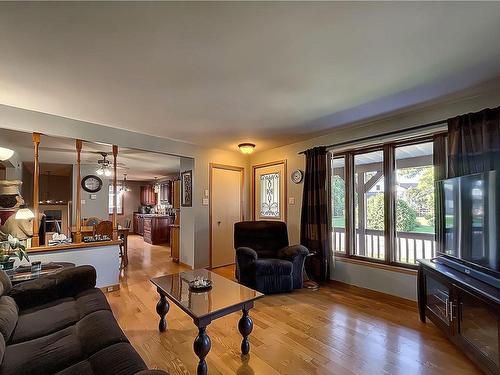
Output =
[{"x1": 188, "y1": 276, "x2": 212, "y2": 292}]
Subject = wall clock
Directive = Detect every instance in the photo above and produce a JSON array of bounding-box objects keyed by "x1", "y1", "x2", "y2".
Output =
[
  {"x1": 81, "y1": 175, "x2": 103, "y2": 193},
  {"x1": 291, "y1": 169, "x2": 304, "y2": 184}
]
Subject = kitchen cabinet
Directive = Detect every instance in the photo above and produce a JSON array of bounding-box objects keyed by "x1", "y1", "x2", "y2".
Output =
[
  {"x1": 418, "y1": 259, "x2": 500, "y2": 375},
  {"x1": 140, "y1": 185, "x2": 157, "y2": 206},
  {"x1": 142, "y1": 215, "x2": 174, "y2": 245},
  {"x1": 159, "y1": 182, "x2": 171, "y2": 204}
]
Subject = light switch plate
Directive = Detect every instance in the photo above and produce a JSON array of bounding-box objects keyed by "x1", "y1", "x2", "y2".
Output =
[
  {"x1": 202, "y1": 198, "x2": 209, "y2": 206},
  {"x1": 81, "y1": 199, "x2": 86, "y2": 205},
  {"x1": 289, "y1": 197, "x2": 295, "y2": 205},
  {"x1": 204, "y1": 189, "x2": 209, "y2": 197},
  {"x1": 90, "y1": 194, "x2": 97, "y2": 200}
]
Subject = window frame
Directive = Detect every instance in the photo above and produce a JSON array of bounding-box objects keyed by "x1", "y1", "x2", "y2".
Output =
[{"x1": 329, "y1": 134, "x2": 443, "y2": 269}]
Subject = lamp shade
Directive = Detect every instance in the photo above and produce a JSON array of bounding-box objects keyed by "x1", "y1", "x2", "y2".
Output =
[
  {"x1": 15, "y1": 207, "x2": 35, "y2": 220},
  {"x1": 0, "y1": 147, "x2": 14, "y2": 161}
]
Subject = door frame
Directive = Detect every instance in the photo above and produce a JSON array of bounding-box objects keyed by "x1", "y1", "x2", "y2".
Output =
[
  {"x1": 251, "y1": 160, "x2": 287, "y2": 222},
  {"x1": 209, "y1": 163, "x2": 245, "y2": 269}
]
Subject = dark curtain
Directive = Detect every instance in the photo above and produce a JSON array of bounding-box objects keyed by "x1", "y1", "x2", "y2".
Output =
[
  {"x1": 300, "y1": 146, "x2": 329, "y2": 282},
  {"x1": 448, "y1": 106, "x2": 500, "y2": 178}
]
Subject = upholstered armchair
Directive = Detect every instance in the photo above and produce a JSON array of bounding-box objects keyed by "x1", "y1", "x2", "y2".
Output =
[{"x1": 234, "y1": 221, "x2": 309, "y2": 294}]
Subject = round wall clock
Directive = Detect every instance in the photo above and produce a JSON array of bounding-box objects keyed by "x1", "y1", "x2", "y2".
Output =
[
  {"x1": 81, "y1": 175, "x2": 103, "y2": 193},
  {"x1": 291, "y1": 169, "x2": 304, "y2": 184}
]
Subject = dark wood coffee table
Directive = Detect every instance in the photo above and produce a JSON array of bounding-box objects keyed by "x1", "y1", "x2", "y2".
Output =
[{"x1": 151, "y1": 269, "x2": 263, "y2": 375}]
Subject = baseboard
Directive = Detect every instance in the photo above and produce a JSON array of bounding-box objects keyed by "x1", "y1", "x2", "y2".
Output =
[{"x1": 327, "y1": 279, "x2": 417, "y2": 309}]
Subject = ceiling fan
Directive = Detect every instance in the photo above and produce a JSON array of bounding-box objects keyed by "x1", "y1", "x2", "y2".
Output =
[{"x1": 96, "y1": 152, "x2": 112, "y2": 176}]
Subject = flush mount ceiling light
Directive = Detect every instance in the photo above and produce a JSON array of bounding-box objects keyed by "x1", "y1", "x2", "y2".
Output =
[
  {"x1": 96, "y1": 152, "x2": 112, "y2": 177},
  {"x1": 238, "y1": 143, "x2": 256, "y2": 154},
  {"x1": 0, "y1": 147, "x2": 14, "y2": 161}
]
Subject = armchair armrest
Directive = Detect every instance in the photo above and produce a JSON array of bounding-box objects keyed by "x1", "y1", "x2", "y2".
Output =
[
  {"x1": 236, "y1": 247, "x2": 258, "y2": 264},
  {"x1": 9, "y1": 265, "x2": 97, "y2": 310},
  {"x1": 278, "y1": 245, "x2": 309, "y2": 289},
  {"x1": 278, "y1": 245, "x2": 309, "y2": 259},
  {"x1": 135, "y1": 371, "x2": 169, "y2": 375}
]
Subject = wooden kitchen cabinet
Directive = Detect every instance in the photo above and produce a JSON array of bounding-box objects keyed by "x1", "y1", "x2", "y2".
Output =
[
  {"x1": 143, "y1": 215, "x2": 174, "y2": 245},
  {"x1": 140, "y1": 185, "x2": 157, "y2": 206}
]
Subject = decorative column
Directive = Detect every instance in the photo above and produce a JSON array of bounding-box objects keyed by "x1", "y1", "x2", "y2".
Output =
[
  {"x1": 31, "y1": 133, "x2": 41, "y2": 247},
  {"x1": 75, "y1": 139, "x2": 83, "y2": 243},
  {"x1": 112, "y1": 145, "x2": 118, "y2": 240}
]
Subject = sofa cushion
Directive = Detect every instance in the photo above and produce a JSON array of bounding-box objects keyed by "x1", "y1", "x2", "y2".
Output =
[
  {"x1": 255, "y1": 259, "x2": 293, "y2": 276},
  {"x1": 11, "y1": 288, "x2": 110, "y2": 344},
  {"x1": 0, "y1": 272, "x2": 11, "y2": 296},
  {"x1": 0, "y1": 297, "x2": 17, "y2": 343},
  {"x1": 55, "y1": 343, "x2": 147, "y2": 375},
  {"x1": 1, "y1": 310, "x2": 128, "y2": 375}
]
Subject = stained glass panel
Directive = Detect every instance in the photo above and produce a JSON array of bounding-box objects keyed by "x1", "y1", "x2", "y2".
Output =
[{"x1": 260, "y1": 172, "x2": 280, "y2": 217}]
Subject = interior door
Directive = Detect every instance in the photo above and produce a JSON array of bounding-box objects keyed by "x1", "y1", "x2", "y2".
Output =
[
  {"x1": 211, "y1": 166, "x2": 243, "y2": 268},
  {"x1": 253, "y1": 161, "x2": 286, "y2": 221}
]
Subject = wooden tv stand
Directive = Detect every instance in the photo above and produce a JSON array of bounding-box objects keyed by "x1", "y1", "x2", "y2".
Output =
[{"x1": 418, "y1": 259, "x2": 500, "y2": 374}]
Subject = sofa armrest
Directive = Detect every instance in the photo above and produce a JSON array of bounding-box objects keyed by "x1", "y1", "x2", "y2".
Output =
[
  {"x1": 9, "y1": 265, "x2": 97, "y2": 310},
  {"x1": 278, "y1": 245, "x2": 309, "y2": 260}
]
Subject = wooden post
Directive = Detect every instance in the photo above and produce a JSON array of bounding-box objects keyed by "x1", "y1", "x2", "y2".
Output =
[
  {"x1": 75, "y1": 140, "x2": 83, "y2": 243},
  {"x1": 31, "y1": 133, "x2": 41, "y2": 247},
  {"x1": 112, "y1": 145, "x2": 118, "y2": 240}
]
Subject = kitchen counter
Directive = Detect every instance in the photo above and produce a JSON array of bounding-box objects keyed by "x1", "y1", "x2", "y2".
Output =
[{"x1": 133, "y1": 213, "x2": 174, "y2": 244}]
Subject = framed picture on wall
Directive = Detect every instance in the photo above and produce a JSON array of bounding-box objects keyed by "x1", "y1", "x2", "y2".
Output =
[{"x1": 181, "y1": 170, "x2": 192, "y2": 207}]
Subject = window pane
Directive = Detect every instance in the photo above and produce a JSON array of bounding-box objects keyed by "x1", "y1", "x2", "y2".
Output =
[
  {"x1": 109, "y1": 185, "x2": 123, "y2": 215},
  {"x1": 354, "y1": 151, "x2": 385, "y2": 260},
  {"x1": 331, "y1": 157, "x2": 346, "y2": 253},
  {"x1": 395, "y1": 141, "x2": 435, "y2": 264},
  {"x1": 260, "y1": 172, "x2": 280, "y2": 218}
]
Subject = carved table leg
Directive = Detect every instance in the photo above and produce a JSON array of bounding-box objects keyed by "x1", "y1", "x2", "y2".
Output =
[
  {"x1": 193, "y1": 326, "x2": 211, "y2": 375},
  {"x1": 156, "y1": 293, "x2": 170, "y2": 332},
  {"x1": 238, "y1": 308, "x2": 253, "y2": 355}
]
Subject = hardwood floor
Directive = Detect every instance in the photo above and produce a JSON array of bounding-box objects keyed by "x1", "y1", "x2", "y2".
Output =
[{"x1": 107, "y1": 235, "x2": 481, "y2": 375}]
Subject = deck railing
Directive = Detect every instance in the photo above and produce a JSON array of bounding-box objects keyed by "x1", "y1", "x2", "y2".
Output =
[{"x1": 331, "y1": 227, "x2": 435, "y2": 265}]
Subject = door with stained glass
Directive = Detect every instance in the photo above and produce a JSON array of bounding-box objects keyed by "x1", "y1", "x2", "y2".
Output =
[{"x1": 253, "y1": 161, "x2": 286, "y2": 221}]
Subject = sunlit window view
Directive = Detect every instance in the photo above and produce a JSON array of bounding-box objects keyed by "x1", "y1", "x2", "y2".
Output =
[
  {"x1": 331, "y1": 157, "x2": 346, "y2": 253},
  {"x1": 395, "y1": 142, "x2": 436, "y2": 264},
  {"x1": 353, "y1": 151, "x2": 385, "y2": 260}
]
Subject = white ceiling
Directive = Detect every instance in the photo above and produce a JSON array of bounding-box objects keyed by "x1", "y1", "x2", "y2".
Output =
[
  {"x1": 0, "y1": 128, "x2": 180, "y2": 181},
  {"x1": 1, "y1": 3, "x2": 500, "y2": 152}
]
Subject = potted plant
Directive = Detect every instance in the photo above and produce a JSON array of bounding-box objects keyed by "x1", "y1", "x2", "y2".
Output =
[{"x1": 0, "y1": 235, "x2": 30, "y2": 270}]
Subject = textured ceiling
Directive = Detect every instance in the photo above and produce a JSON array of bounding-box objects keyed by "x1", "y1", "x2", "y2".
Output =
[{"x1": 1, "y1": 2, "x2": 500, "y2": 152}]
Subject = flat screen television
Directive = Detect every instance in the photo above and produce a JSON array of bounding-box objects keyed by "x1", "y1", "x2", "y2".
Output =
[{"x1": 438, "y1": 170, "x2": 500, "y2": 285}]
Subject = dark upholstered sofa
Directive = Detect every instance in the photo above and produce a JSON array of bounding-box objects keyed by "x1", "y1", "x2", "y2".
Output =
[
  {"x1": 0, "y1": 265, "x2": 167, "y2": 375},
  {"x1": 234, "y1": 221, "x2": 309, "y2": 294}
]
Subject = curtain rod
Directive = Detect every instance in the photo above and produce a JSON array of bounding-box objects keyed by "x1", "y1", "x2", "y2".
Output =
[{"x1": 298, "y1": 119, "x2": 447, "y2": 155}]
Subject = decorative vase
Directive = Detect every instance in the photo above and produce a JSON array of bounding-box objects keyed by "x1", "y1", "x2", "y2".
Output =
[{"x1": 0, "y1": 259, "x2": 15, "y2": 270}]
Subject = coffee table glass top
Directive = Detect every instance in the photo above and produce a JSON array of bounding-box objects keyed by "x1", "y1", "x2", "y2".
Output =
[{"x1": 151, "y1": 269, "x2": 263, "y2": 319}]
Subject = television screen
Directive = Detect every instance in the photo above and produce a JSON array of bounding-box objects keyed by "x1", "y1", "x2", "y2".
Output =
[{"x1": 440, "y1": 170, "x2": 500, "y2": 275}]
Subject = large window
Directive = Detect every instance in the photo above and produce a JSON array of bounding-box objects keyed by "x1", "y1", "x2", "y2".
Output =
[
  {"x1": 329, "y1": 138, "x2": 437, "y2": 267},
  {"x1": 354, "y1": 150, "x2": 385, "y2": 260},
  {"x1": 395, "y1": 142, "x2": 435, "y2": 264}
]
